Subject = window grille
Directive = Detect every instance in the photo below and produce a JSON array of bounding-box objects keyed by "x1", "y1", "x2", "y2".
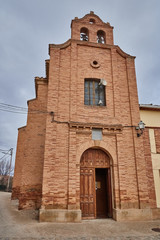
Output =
[{"x1": 84, "y1": 79, "x2": 106, "y2": 106}]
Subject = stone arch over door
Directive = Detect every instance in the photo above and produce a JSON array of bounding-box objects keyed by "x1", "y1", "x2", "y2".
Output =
[{"x1": 80, "y1": 148, "x2": 113, "y2": 219}]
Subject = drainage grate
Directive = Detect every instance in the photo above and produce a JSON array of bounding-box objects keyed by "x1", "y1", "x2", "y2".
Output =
[{"x1": 152, "y1": 228, "x2": 160, "y2": 232}]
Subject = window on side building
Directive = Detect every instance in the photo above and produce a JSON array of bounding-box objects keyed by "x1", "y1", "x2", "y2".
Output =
[{"x1": 84, "y1": 79, "x2": 106, "y2": 106}]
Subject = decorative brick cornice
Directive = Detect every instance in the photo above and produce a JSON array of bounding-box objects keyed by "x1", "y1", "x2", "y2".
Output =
[
  {"x1": 71, "y1": 11, "x2": 114, "y2": 29},
  {"x1": 18, "y1": 126, "x2": 26, "y2": 131},
  {"x1": 49, "y1": 39, "x2": 71, "y2": 54},
  {"x1": 69, "y1": 122, "x2": 123, "y2": 134},
  {"x1": 115, "y1": 45, "x2": 136, "y2": 59},
  {"x1": 49, "y1": 39, "x2": 135, "y2": 59}
]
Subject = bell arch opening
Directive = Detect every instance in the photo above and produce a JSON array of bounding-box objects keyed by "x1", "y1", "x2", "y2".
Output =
[
  {"x1": 80, "y1": 27, "x2": 89, "y2": 41},
  {"x1": 80, "y1": 148, "x2": 113, "y2": 219}
]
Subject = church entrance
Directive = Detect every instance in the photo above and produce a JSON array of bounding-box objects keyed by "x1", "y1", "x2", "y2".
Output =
[{"x1": 80, "y1": 148, "x2": 112, "y2": 219}]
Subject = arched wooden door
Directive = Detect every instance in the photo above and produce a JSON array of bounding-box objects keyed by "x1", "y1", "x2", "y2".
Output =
[{"x1": 80, "y1": 148, "x2": 112, "y2": 219}]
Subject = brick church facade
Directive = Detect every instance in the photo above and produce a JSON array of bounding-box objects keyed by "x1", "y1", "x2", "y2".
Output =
[{"x1": 12, "y1": 12, "x2": 160, "y2": 222}]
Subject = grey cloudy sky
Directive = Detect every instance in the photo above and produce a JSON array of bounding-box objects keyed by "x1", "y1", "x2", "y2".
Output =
[{"x1": 0, "y1": 0, "x2": 160, "y2": 163}]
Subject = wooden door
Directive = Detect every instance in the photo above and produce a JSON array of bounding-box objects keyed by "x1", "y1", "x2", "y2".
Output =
[
  {"x1": 107, "y1": 168, "x2": 113, "y2": 217},
  {"x1": 80, "y1": 148, "x2": 112, "y2": 219},
  {"x1": 96, "y1": 168, "x2": 107, "y2": 218},
  {"x1": 80, "y1": 168, "x2": 95, "y2": 219}
]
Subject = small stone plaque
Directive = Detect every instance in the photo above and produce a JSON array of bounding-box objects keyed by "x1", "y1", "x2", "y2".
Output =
[{"x1": 92, "y1": 128, "x2": 102, "y2": 140}]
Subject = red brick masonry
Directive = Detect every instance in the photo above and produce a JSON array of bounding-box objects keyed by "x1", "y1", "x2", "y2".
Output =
[{"x1": 12, "y1": 12, "x2": 159, "y2": 221}]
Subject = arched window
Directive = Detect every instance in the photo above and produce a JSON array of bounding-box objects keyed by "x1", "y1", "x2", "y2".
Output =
[
  {"x1": 80, "y1": 27, "x2": 89, "y2": 41},
  {"x1": 97, "y1": 30, "x2": 106, "y2": 44}
]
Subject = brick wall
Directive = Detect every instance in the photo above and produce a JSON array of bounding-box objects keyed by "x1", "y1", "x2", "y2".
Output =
[
  {"x1": 12, "y1": 78, "x2": 48, "y2": 209},
  {"x1": 12, "y1": 127, "x2": 26, "y2": 199},
  {"x1": 71, "y1": 12, "x2": 114, "y2": 45},
  {"x1": 13, "y1": 12, "x2": 155, "y2": 214},
  {"x1": 155, "y1": 129, "x2": 160, "y2": 153},
  {"x1": 41, "y1": 12, "x2": 151, "y2": 210},
  {"x1": 143, "y1": 128, "x2": 156, "y2": 208}
]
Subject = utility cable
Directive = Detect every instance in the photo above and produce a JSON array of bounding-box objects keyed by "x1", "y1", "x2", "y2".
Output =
[
  {"x1": 0, "y1": 102, "x2": 27, "y2": 110},
  {"x1": 0, "y1": 102, "x2": 48, "y2": 114},
  {"x1": 0, "y1": 148, "x2": 10, "y2": 153}
]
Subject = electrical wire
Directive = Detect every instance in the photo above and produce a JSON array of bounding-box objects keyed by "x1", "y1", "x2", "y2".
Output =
[
  {"x1": 0, "y1": 103, "x2": 27, "y2": 110},
  {"x1": 0, "y1": 108, "x2": 27, "y2": 114},
  {"x1": 0, "y1": 103, "x2": 139, "y2": 128},
  {"x1": 0, "y1": 102, "x2": 48, "y2": 114},
  {"x1": 0, "y1": 149, "x2": 10, "y2": 153}
]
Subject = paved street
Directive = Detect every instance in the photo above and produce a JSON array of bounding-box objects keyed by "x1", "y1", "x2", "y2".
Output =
[{"x1": 1, "y1": 192, "x2": 160, "y2": 239}]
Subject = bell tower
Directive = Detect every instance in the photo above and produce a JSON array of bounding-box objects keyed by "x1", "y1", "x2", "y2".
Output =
[{"x1": 71, "y1": 11, "x2": 114, "y2": 45}]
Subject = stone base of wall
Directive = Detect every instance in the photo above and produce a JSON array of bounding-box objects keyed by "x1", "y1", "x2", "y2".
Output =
[
  {"x1": 152, "y1": 208, "x2": 160, "y2": 220},
  {"x1": 39, "y1": 208, "x2": 160, "y2": 222},
  {"x1": 18, "y1": 184, "x2": 42, "y2": 210},
  {"x1": 39, "y1": 209, "x2": 81, "y2": 223},
  {"x1": 11, "y1": 199, "x2": 19, "y2": 207},
  {"x1": 113, "y1": 208, "x2": 160, "y2": 221},
  {"x1": 11, "y1": 187, "x2": 20, "y2": 200}
]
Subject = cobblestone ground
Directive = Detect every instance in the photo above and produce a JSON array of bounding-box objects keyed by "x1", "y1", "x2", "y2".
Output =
[
  {"x1": 1, "y1": 237, "x2": 160, "y2": 240},
  {"x1": 1, "y1": 192, "x2": 160, "y2": 240}
]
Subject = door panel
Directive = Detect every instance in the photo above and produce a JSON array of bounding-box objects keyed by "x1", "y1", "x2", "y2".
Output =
[
  {"x1": 96, "y1": 168, "x2": 107, "y2": 218},
  {"x1": 80, "y1": 168, "x2": 95, "y2": 219},
  {"x1": 80, "y1": 149, "x2": 110, "y2": 168},
  {"x1": 80, "y1": 148, "x2": 112, "y2": 219},
  {"x1": 106, "y1": 168, "x2": 113, "y2": 217}
]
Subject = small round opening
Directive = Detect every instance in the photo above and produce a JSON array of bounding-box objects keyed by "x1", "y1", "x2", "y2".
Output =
[
  {"x1": 90, "y1": 60, "x2": 100, "y2": 68},
  {"x1": 93, "y1": 60, "x2": 98, "y2": 65},
  {"x1": 89, "y1": 18, "x2": 95, "y2": 24}
]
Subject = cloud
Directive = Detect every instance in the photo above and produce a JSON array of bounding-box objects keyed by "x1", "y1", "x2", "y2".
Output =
[{"x1": 0, "y1": 0, "x2": 160, "y2": 163}]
